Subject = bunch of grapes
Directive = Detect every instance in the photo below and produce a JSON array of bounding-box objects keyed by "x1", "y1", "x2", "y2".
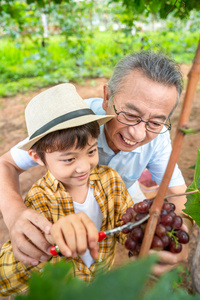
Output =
[{"x1": 122, "y1": 199, "x2": 189, "y2": 256}]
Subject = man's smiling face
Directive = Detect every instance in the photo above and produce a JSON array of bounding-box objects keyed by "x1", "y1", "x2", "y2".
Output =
[{"x1": 102, "y1": 70, "x2": 178, "y2": 154}]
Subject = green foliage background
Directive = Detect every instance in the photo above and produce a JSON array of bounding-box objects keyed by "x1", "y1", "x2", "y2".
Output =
[{"x1": 0, "y1": 0, "x2": 199, "y2": 97}]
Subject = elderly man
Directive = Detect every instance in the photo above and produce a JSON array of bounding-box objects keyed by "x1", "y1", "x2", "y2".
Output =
[{"x1": 0, "y1": 51, "x2": 192, "y2": 275}]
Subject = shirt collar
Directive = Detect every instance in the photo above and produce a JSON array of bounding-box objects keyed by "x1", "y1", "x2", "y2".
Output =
[{"x1": 45, "y1": 171, "x2": 66, "y2": 193}]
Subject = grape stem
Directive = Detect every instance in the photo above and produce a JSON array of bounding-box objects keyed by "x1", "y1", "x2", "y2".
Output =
[{"x1": 165, "y1": 187, "x2": 200, "y2": 199}]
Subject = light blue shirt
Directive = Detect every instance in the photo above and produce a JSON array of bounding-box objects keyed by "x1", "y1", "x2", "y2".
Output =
[{"x1": 10, "y1": 97, "x2": 185, "y2": 198}]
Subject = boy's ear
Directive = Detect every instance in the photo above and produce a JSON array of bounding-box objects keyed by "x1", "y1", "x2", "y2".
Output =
[
  {"x1": 102, "y1": 84, "x2": 109, "y2": 112},
  {"x1": 28, "y1": 149, "x2": 45, "y2": 166}
]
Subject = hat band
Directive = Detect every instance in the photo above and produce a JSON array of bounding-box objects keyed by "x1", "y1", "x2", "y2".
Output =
[{"x1": 30, "y1": 108, "x2": 95, "y2": 139}]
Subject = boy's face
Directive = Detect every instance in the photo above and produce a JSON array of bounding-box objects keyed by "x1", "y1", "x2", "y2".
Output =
[{"x1": 39, "y1": 136, "x2": 98, "y2": 193}]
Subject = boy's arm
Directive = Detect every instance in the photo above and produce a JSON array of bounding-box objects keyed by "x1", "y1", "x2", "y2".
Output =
[{"x1": 0, "y1": 151, "x2": 52, "y2": 265}]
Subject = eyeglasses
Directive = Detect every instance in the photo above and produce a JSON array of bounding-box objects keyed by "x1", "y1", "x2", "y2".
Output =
[{"x1": 112, "y1": 99, "x2": 171, "y2": 134}]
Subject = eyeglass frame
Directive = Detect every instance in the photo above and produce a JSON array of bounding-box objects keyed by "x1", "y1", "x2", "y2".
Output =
[{"x1": 111, "y1": 98, "x2": 171, "y2": 134}]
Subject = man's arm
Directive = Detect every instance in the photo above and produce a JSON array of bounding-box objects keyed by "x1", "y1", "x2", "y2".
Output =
[{"x1": 0, "y1": 151, "x2": 52, "y2": 265}]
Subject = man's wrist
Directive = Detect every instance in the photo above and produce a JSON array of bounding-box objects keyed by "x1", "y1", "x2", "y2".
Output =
[{"x1": 180, "y1": 214, "x2": 194, "y2": 233}]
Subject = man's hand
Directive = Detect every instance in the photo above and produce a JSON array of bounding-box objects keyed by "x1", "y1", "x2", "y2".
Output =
[
  {"x1": 150, "y1": 222, "x2": 189, "y2": 276},
  {"x1": 8, "y1": 207, "x2": 52, "y2": 265},
  {"x1": 50, "y1": 212, "x2": 99, "y2": 259},
  {"x1": 150, "y1": 243, "x2": 188, "y2": 276}
]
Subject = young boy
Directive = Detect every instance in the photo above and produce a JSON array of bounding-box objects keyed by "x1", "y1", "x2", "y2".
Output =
[{"x1": 0, "y1": 83, "x2": 133, "y2": 296}]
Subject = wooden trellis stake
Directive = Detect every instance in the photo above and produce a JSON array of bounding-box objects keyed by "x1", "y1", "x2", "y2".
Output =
[{"x1": 139, "y1": 40, "x2": 200, "y2": 257}]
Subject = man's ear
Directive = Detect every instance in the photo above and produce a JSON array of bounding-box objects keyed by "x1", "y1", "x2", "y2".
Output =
[
  {"x1": 102, "y1": 84, "x2": 109, "y2": 112},
  {"x1": 28, "y1": 149, "x2": 45, "y2": 166}
]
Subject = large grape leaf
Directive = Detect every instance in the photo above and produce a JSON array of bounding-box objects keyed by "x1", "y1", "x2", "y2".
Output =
[
  {"x1": 15, "y1": 255, "x2": 158, "y2": 300},
  {"x1": 183, "y1": 148, "x2": 200, "y2": 226},
  {"x1": 15, "y1": 256, "x2": 200, "y2": 300}
]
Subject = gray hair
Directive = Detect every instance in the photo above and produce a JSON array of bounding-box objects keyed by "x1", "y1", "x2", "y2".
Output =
[{"x1": 108, "y1": 51, "x2": 183, "y2": 117}]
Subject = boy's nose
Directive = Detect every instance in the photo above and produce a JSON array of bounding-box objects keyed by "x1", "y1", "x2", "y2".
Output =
[{"x1": 75, "y1": 160, "x2": 90, "y2": 173}]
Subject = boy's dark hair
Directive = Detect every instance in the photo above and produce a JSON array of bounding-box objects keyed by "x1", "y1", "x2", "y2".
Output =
[{"x1": 31, "y1": 121, "x2": 100, "y2": 164}]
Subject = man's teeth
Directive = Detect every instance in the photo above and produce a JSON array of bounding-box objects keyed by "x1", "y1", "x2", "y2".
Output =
[{"x1": 123, "y1": 136, "x2": 137, "y2": 145}]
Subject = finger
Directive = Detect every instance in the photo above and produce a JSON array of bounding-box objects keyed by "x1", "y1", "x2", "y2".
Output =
[
  {"x1": 152, "y1": 262, "x2": 179, "y2": 277},
  {"x1": 21, "y1": 221, "x2": 51, "y2": 255},
  {"x1": 149, "y1": 249, "x2": 178, "y2": 265},
  {"x1": 73, "y1": 213, "x2": 99, "y2": 258},
  {"x1": 149, "y1": 246, "x2": 188, "y2": 265},
  {"x1": 11, "y1": 234, "x2": 50, "y2": 265},
  {"x1": 90, "y1": 245, "x2": 99, "y2": 260},
  {"x1": 79, "y1": 214, "x2": 99, "y2": 258},
  {"x1": 26, "y1": 209, "x2": 52, "y2": 234},
  {"x1": 66, "y1": 217, "x2": 88, "y2": 257},
  {"x1": 51, "y1": 224, "x2": 73, "y2": 257}
]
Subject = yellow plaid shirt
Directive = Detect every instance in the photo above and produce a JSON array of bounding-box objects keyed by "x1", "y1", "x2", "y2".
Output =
[{"x1": 0, "y1": 165, "x2": 133, "y2": 296}]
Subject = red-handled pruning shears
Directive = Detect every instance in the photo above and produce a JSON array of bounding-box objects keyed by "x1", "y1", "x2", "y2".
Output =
[{"x1": 50, "y1": 214, "x2": 150, "y2": 256}]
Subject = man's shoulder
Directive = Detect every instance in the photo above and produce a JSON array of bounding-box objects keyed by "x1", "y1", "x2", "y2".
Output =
[{"x1": 84, "y1": 97, "x2": 105, "y2": 115}]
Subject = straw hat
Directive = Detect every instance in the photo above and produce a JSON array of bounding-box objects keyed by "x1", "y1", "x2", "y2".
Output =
[{"x1": 19, "y1": 83, "x2": 114, "y2": 151}]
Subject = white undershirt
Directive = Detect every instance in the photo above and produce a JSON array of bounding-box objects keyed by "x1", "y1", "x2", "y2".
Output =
[{"x1": 73, "y1": 187, "x2": 102, "y2": 268}]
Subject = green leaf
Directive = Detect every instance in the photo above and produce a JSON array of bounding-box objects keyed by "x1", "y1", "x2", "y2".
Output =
[
  {"x1": 84, "y1": 255, "x2": 158, "y2": 300},
  {"x1": 143, "y1": 269, "x2": 194, "y2": 300},
  {"x1": 183, "y1": 148, "x2": 200, "y2": 225},
  {"x1": 189, "y1": 164, "x2": 196, "y2": 170},
  {"x1": 15, "y1": 255, "x2": 158, "y2": 300},
  {"x1": 179, "y1": 127, "x2": 200, "y2": 135}
]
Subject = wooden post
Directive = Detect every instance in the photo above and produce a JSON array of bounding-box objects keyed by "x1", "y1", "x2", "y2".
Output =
[{"x1": 139, "y1": 40, "x2": 200, "y2": 257}]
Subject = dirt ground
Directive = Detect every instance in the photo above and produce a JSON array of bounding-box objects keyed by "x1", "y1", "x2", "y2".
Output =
[{"x1": 0, "y1": 64, "x2": 199, "y2": 296}]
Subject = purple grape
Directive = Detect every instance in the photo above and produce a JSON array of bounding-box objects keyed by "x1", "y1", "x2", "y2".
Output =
[
  {"x1": 134, "y1": 201, "x2": 149, "y2": 213},
  {"x1": 161, "y1": 209, "x2": 168, "y2": 215},
  {"x1": 155, "y1": 224, "x2": 167, "y2": 237},
  {"x1": 151, "y1": 236, "x2": 164, "y2": 250},
  {"x1": 160, "y1": 214, "x2": 173, "y2": 226},
  {"x1": 172, "y1": 216, "x2": 183, "y2": 229},
  {"x1": 130, "y1": 227, "x2": 144, "y2": 243},
  {"x1": 122, "y1": 213, "x2": 132, "y2": 224},
  {"x1": 170, "y1": 240, "x2": 182, "y2": 253},
  {"x1": 135, "y1": 212, "x2": 148, "y2": 221},
  {"x1": 162, "y1": 202, "x2": 172, "y2": 213},
  {"x1": 169, "y1": 211, "x2": 176, "y2": 218},
  {"x1": 143, "y1": 199, "x2": 153, "y2": 209},
  {"x1": 176, "y1": 230, "x2": 189, "y2": 244},
  {"x1": 126, "y1": 207, "x2": 134, "y2": 215},
  {"x1": 125, "y1": 237, "x2": 137, "y2": 251},
  {"x1": 161, "y1": 235, "x2": 171, "y2": 248}
]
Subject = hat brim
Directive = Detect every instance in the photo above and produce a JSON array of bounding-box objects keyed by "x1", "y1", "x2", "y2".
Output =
[{"x1": 18, "y1": 114, "x2": 114, "y2": 151}]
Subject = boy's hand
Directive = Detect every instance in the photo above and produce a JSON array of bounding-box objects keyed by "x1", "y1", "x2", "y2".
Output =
[
  {"x1": 8, "y1": 207, "x2": 52, "y2": 265},
  {"x1": 50, "y1": 212, "x2": 99, "y2": 259}
]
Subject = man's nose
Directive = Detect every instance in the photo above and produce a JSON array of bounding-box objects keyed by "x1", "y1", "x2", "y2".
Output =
[{"x1": 128, "y1": 122, "x2": 146, "y2": 141}]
